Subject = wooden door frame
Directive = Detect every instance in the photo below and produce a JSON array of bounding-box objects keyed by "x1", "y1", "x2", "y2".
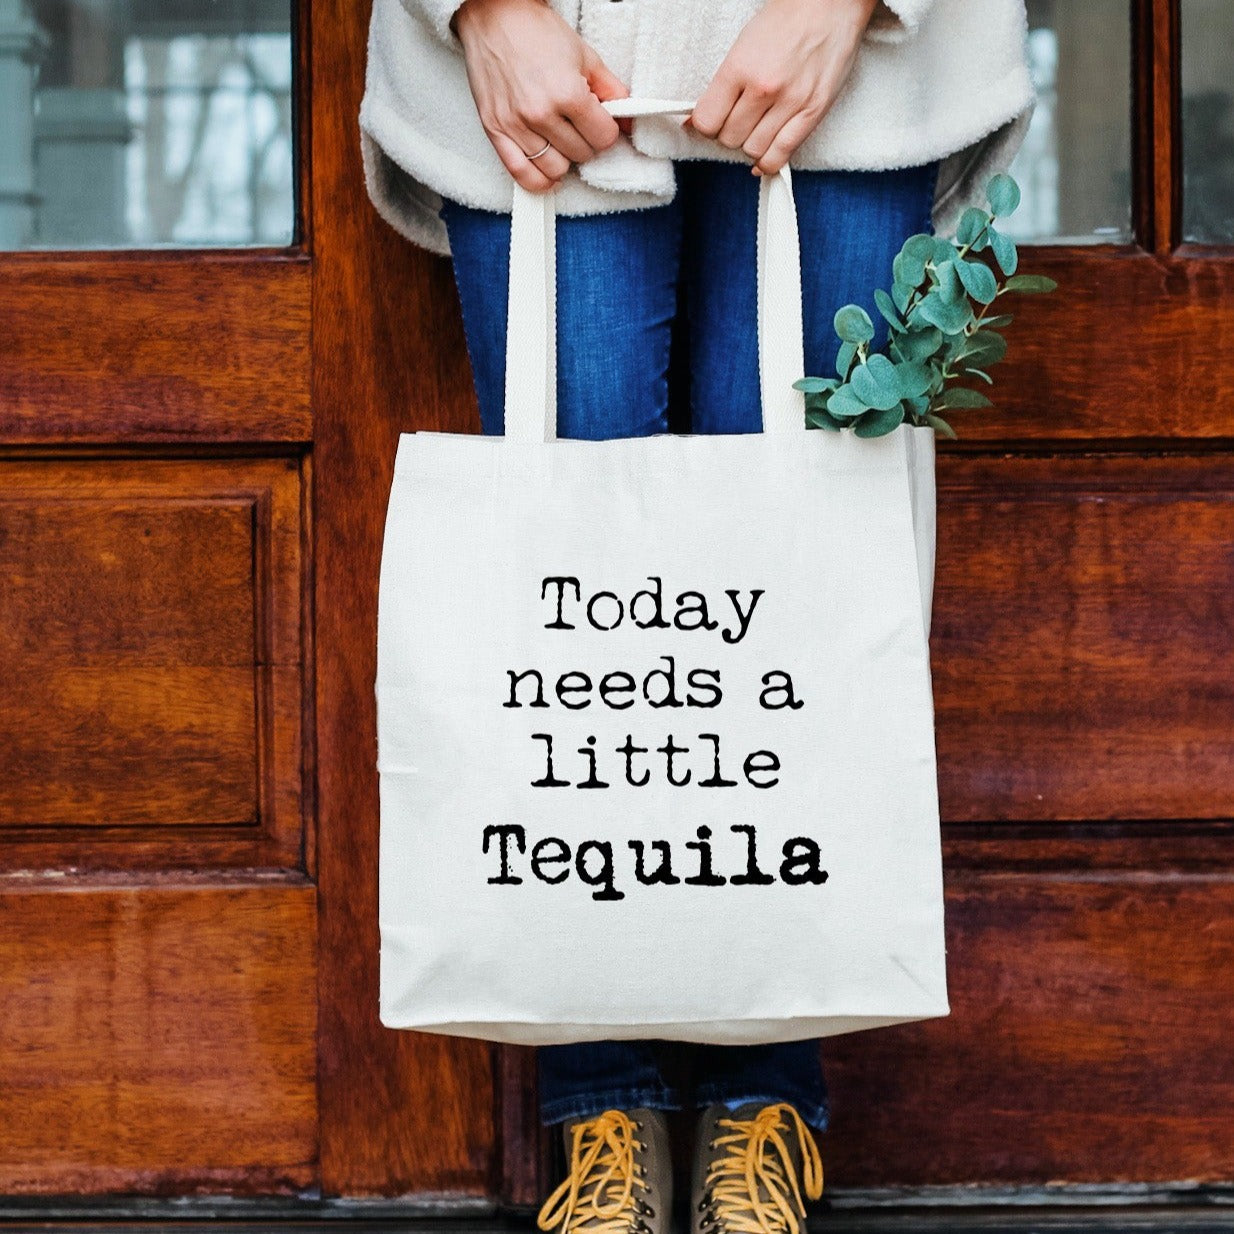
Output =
[{"x1": 310, "y1": 0, "x2": 502, "y2": 1200}]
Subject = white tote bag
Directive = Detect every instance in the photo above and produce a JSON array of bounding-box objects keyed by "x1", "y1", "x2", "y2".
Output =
[{"x1": 376, "y1": 101, "x2": 948, "y2": 1045}]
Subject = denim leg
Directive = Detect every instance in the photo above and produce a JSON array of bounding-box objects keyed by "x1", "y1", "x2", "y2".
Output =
[
  {"x1": 536, "y1": 1040, "x2": 687, "y2": 1126},
  {"x1": 439, "y1": 195, "x2": 680, "y2": 439},
  {"x1": 680, "y1": 157, "x2": 941, "y2": 434},
  {"x1": 690, "y1": 1040, "x2": 831, "y2": 1132},
  {"x1": 440, "y1": 193, "x2": 685, "y2": 1128}
]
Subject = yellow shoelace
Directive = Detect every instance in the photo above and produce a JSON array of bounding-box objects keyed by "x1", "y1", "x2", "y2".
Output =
[
  {"x1": 537, "y1": 1109, "x2": 653, "y2": 1234},
  {"x1": 700, "y1": 1103, "x2": 824, "y2": 1234}
]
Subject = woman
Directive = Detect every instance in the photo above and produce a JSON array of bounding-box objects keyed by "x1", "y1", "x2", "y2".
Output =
[{"x1": 361, "y1": 1, "x2": 1034, "y2": 1231}]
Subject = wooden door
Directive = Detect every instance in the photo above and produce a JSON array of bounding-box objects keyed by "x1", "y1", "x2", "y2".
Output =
[
  {"x1": 0, "y1": 0, "x2": 1231, "y2": 1215},
  {"x1": 0, "y1": 0, "x2": 320, "y2": 1197}
]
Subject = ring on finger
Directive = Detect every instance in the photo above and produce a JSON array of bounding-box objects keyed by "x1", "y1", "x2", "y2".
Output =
[{"x1": 527, "y1": 140, "x2": 554, "y2": 161}]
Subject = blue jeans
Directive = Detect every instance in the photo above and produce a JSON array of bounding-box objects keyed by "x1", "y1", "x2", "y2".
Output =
[{"x1": 440, "y1": 156, "x2": 939, "y2": 1133}]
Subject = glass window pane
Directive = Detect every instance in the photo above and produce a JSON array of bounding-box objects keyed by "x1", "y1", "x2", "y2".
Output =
[
  {"x1": 1001, "y1": 0, "x2": 1133, "y2": 245},
  {"x1": 1182, "y1": 0, "x2": 1234, "y2": 243},
  {"x1": 0, "y1": 0, "x2": 294, "y2": 250}
]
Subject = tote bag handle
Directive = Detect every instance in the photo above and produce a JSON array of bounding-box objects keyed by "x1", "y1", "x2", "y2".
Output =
[{"x1": 503, "y1": 98, "x2": 807, "y2": 442}]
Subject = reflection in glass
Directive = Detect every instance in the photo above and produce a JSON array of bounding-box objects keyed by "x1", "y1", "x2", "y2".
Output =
[
  {"x1": 0, "y1": 0, "x2": 293, "y2": 249},
  {"x1": 1002, "y1": 0, "x2": 1132, "y2": 244},
  {"x1": 1183, "y1": 0, "x2": 1234, "y2": 243}
]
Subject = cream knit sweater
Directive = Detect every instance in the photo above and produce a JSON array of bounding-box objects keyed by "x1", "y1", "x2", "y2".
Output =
[{"x1": 360, "y1": 0, "x2": 1036, "y2": 256}]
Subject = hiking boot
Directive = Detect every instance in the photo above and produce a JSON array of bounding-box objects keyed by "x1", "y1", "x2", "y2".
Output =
[
  {"x1": 691, "y1": 1101, "x2": 824, "y2": 1234},
  {"x1": 537, "y1": 1107, "x2": 672, "y2": 1234}
]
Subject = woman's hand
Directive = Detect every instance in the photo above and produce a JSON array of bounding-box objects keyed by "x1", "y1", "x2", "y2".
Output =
[
  {"x1": 453, "y1": 0, "x2": 628, "y2": 192},
  {"x1": 689, "y1": 0, "x2": 880, "y2": 175}
]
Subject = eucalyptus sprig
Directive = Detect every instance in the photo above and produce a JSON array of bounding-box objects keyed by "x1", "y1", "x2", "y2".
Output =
[{"x1": 794, "y1": 173, "x2": 1057, "y2": 439}]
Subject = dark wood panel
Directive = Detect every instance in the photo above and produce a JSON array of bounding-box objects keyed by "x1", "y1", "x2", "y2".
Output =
[
  {"x1": 0, "y1": 257, "x2": 310, "y2": 444},
  {"x1": 0, "y1": 879, "x2": 317, "y2": 1194},
  {"x1": 0, "y1": 498, "x2": 256, "y2": 826},
  {"x1": 820, "y1": 871, "x2": 1234, "y2": 1186},
  {"x1": 311, "y1": 0, "x2": 495, "y2": 1198},
  {"x1": 1131, "y1": 0, "x2": 1181, "y2": 253},
  {"x1": 498, "y1": 1046, "x2": 548, "y2": 1209},
  {"x1": 941, "y1": 823, "x2": 1234, "y2": 874},
  {"x1": 937, "y1": 249, "x2": 1234, "y2": 442},
  {"x1": 0, "y1": 457, "x2": 305, "y2": 869},
  {"x1": 933, "y1": 453, "x2": 1234, "y2": 822}
]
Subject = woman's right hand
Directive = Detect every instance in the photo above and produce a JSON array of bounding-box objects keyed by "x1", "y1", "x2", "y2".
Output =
[{"x1": 453, "y1": 0, "x2": 628, "y2": 192}]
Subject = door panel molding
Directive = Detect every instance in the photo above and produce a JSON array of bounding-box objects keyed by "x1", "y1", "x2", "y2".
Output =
[
  {"x1": 0, "y1": 455, "x2": 308, "y2": 871},
  {"x1": 934, "y1": 454, "x2": 1234, "y2": 822}
]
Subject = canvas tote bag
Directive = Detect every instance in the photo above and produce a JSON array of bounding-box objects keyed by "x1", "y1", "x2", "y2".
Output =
[{"x1": 376, "y1": 99, "x2": 948, "y2": 1045}]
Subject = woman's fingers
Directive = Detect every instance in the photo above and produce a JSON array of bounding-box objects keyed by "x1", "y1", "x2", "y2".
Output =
[
  {"x1": 505, "y1": 114, "x2": 575, "y2": 173},
  {"x1": 752, "y1": 107, "x2": 823, "y2": 175},
  {"x1": 563, "y1": 86, "x2": 623, "y2": 150},
  {"x1": 456, "y1": 0, "x2": 630, "y2": 189},
  {"x1": 689, "y1": 70, "x2": 742, "y2": 142},
  {"x1": 531, "y1": 114, "x2": 595, "y2": 165},
  {"x1": 580, "y1": 49, "x2": 630, "y2": 138},
  {"x1": 488, "y1": 98, "x2": 608, "y2": 191},
  {"x1": 714, "y1": 83, "x2": 778, "y2": 151},
  {"x1": 526, "y1": 142, "x2": 572, "y2": 182},
  {"x1": 693, "y1": 70, "x2": 813, "y2": 163},
  {"x1": 741, "y1": 95, "x2": 815, "y2": 165},
  {"x1": 503, "y1": 73, "x2": 622, "y2": 174},
  {"x1": 690, "y1": 0, "x2": 880, "y2": 173},
  {"x1": 693, "y1": 77, "x2": 820, "y2": 173},
  {"x1": 489, "y1": 130, "x2": 558, "y2": 192}
]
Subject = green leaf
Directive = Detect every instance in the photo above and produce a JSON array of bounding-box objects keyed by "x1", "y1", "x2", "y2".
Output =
[
  {"x1": 794, "y1": 375, "x2": 838, "y2": 394},
  {"x1": 896, "y1": 325, "x2": 943, "y2": 362},
  {"x1": 963, "y1": 367, "x2": 994, "y2": 384},
  {"x1": 806, "y1": 408, "x2": 845, "y2": 431},
  {"x1": 1002, "y1": 273, "x2": 1058, "y2": 294},
  {"x1": 873, "y1": 287, "x2": 904, "y2": 331},
  {"x1": 850, "y1": 354, "x2": 902, "y2": 410},
  {"x1": 893, "y1": 249, "x2": 926, "y2": 288},
  {"x1": 904, "y1": 393, "x2": 932, "y2": 415},
  {"x1": 938, "y1": 386, "x2": 993, "y2": 410},
  {"x1": 915, "y1": 291, "x2": 973, "y2": 334},
  {"x1": 826, "y1": 384, "x2": 867, "y2": 419},
  {"x1": 955, "y1": 207, "x2": 989, "y2": 249},
  {"x1": 932, "y1": 237, "x2": 961, "y2": 267},
  {"x1": 835, "y1": 340, "x2": 859, "y2": 379},
  {"x1": 853, "y1": 404, "x2": 906, "y2": 438},
  {"x1": 987, "y1": 173, "x2": 1021, "y2": 218},
  {"x1": 934, "y1": 260, "x2": 962, "y2": 304},
  {"x1": 956, "y1": 258, "x2": 999, "y2": 304},
  {"x1": 891, "y1": 280, "x2": 914, "y2": 315},
  {"x1": 980, "y1": 313, "x2": 1014, "y2": 329},
  {"x1": 893, "y1": 361, "x2": 933, "y2": 399},
  {"x1": 988, "y1": 228, "x2": 1018, "y2": 276},
  {"x1": 925, "y1": 413, "x2": 958, "y2": 439},
  {"x1": 938, "y1": 330, "x2": 969, "y2": 363},
  {"x1": 834, "y1": 304, "x2": 875, "y2": 344},
  {"x1": 962, "y1": 329, "x2": 1008, "y2": 368}
]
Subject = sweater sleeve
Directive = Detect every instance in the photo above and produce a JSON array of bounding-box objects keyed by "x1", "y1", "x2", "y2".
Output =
[
  {"x1": 864, "y1": 0, "x2": 934, "y2": 43},
  {"x1": 400, "y1": 0, "x2": 466, "y2": 46}
]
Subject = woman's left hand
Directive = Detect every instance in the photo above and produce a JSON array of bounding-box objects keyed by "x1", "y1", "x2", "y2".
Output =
[{"x1": 689, "y1": 0, "x2": 880, "y2": 175}]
